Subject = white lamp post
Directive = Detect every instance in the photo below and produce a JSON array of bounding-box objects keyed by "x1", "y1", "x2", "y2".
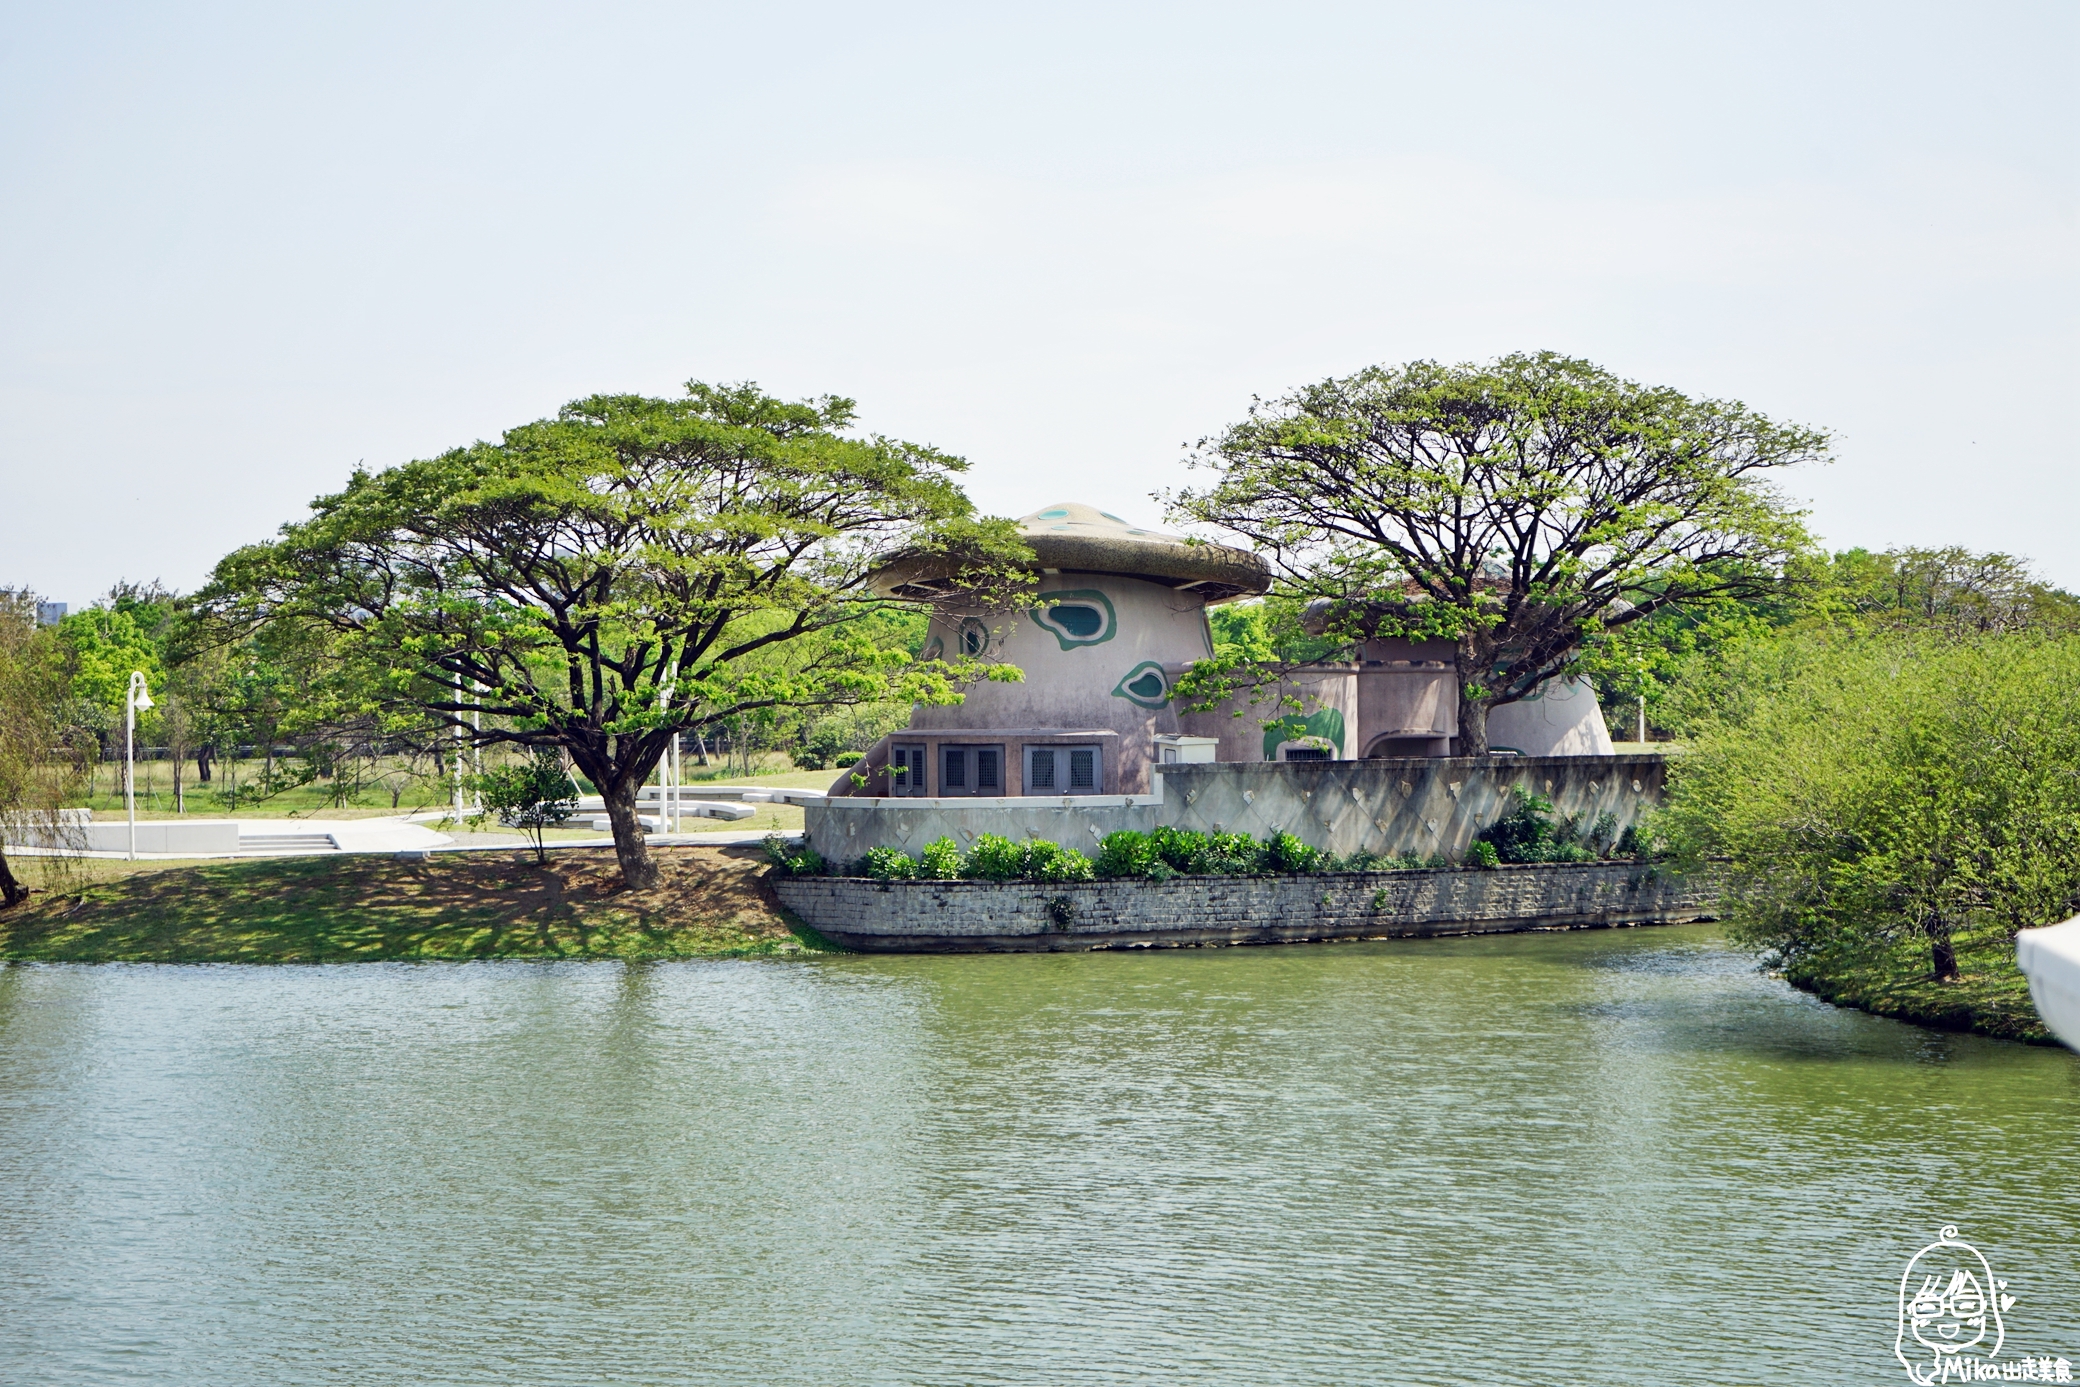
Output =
[
  {"x1": 125, "y1": 671, "x2": 154, "y2": 861},
  {"x1": 656, "y1": 662, "x2": 681, "y2": 833}
]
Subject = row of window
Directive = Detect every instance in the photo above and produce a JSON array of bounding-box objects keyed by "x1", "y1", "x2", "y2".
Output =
[{"x1": 886, "y1": 744, "x2": 1102, "y2": 797}]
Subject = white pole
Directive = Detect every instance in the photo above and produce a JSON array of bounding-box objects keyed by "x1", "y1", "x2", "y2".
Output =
[
  {"x1": 656, "y1": 661, "x2": 679, "y2": 834},
  {"x1": 125, "y1": 671, "x2": 152, "y2": 861},
  {"x1": 126, "y1": 683, "x2": 137, "y2": 861}
]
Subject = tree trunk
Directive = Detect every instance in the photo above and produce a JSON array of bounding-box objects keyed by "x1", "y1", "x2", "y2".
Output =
[
  {"x1": 196, "y1": 744, "x2": 213, "y2": 784},
  {"x1": 1930, "y1": 925, "x2": 1960, "y2": 983},
  {"x1": 602, "y1": 776, "x2": 658, "y2": 891},
  {"x1": 0, "y1": 849, "x2": 28, "y2": 909},
  {"x1": 1456, "y1": 688, "x2": 1490, "y2": 756}
]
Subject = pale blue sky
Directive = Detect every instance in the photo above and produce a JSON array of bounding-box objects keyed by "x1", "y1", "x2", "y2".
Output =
[{"x1": 3, "y1": 1, "x2": 2074, "y2": 602}]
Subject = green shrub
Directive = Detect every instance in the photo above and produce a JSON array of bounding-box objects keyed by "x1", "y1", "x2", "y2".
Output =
[
  {"x1": 1148, "y1": 825, "x2": 1213, "y2": 874},
  {"x1": 962, "y1": 834, "x2": 1026, "y2": 881},
  {"x1": 474, "y1": 749, "x2": 580, "y2": 863},
  {"x1": 834, "y1": 751, "x2": 863, "y2": 767},
  {"x1": 1262, "y1": 831, "x2": 1325, "y2": 874},
  {"x1": 1093, "y1": 826, "x2": 1294, "y2": 876},
  {"x1": 1466, "y1": 839, "x2": 1501, "y2": 869},
  {"x1": 863, "y1": 846, "x2": 919, "y2": 879},
  {"x1": 1206, "y1": 830, "x2": 1267, "y2": 874},
  {"x1": 1096, "y1": 830, "x2": 1161, "y2": 879},
  {"x1": 762, "y1": 834, "x2": 825, "y2": 877},
  {"x1": 1024, "y1": 839, "x2": 1096, "y2": 883},
  {"x1": 1476, "y1": 787, "x2": 1592, "y2": 864},
  {"x1": 918, "y1": 836, "x2": 963, "y2": 879}
]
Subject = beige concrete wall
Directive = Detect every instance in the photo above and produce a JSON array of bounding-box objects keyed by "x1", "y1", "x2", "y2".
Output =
[
  {"x1": 909, "y1": 575, "x2": 1216, "y2": 792},
  {"x1": 1177, "y1": 666, "x2": 1359, "y2": 762},
  {"x1": 807, "y1": 793, "x2": 1163, "y2": 863},
  {"x1": 1156, "y1": 755, "x2": 1659, "y2": 858},
  {"x1": 805, "y1": 754, "x2": 1666, "y2": 863},
  {"x1": 6, "y1": 819, "x2": 247, "y2": 854},
  {"x1": 1355, "y1": 638, "x2": 1457, "y2": 755}
]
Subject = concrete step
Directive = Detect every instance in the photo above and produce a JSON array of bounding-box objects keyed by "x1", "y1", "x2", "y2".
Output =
[{"x1": 237, "y1": 833, "x2": 340, "y2": 854}]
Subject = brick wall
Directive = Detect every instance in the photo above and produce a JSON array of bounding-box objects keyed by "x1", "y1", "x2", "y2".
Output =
[{"x1": 772, "y1": 858, "x2": 1716, "y2": 952}]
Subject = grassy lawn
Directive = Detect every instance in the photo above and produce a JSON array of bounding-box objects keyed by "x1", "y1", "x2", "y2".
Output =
[
  {"x1": 0, "y1": 846, "x2": 830, "y2": 963},
  {"x1": 1784, "y1": 924, "x2": 2051, "y2": 1045}
]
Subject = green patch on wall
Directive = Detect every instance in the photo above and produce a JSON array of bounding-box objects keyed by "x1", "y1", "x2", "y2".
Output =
[
  {"x1": 1031, "y1": 589, "x2": 1117, "y2": 650},
  {"x1": 1111, "y1": 661, "x2": 1172, "y2": 709},
  {"x1": 1264, "y1": 709, "x2": 1346, "y2": 759}
]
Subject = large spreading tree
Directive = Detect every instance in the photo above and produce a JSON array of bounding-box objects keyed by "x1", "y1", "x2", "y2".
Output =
[
  {"x1": 1168, "y1": 352, "x2": 1827, "y2": 752},
  {"x1": 202, "y1": 382, "x2": 1030, "y2": 888},
  {"x1": 0, "y1": 593, "x2": 89, "y2": 908}
]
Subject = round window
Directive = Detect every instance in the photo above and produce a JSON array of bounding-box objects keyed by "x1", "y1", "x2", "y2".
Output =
[
  {"x1": 1111, "y1": 661, "x2": 1172, "y2": 709},
  {"x1": 1030, "y1": 590, "x2": 1117, "y2": 649},
  {"x1": 1047, "y1": 604, "x2": 1102, "y2": 637}
]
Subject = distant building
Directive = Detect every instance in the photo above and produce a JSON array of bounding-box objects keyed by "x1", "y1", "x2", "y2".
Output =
[
  {"x1": 829, "y1": 502, "x2": 1613, "y2": 801},
  {"x1": 34, "y1": 601, "x2": 66, "y2": 626}
]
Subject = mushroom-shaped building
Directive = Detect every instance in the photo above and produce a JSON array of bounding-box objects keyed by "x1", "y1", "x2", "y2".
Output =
[
  {"x1": 833, "y1": 501, "x2": 1614, "y2": 805},
  {"x1": 838, "y1": 503, "x2": 1270, "y2": 799}
]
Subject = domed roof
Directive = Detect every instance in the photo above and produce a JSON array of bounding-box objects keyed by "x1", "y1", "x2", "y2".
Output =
[
  {"x1": 1015, "y1": 501, "x2": 1186, "y2": 542},
  {"x1": 872, "y1": 501, "x2": 1269, "y2": 604}
]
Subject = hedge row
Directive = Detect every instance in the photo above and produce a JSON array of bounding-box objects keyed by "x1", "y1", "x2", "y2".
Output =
[
  {"x1": 762, "y1": 791, "x2": 1648, "y2": 883},
  {"x1": 764, "y1": 827, "x2": 1453, "y2": 884}
]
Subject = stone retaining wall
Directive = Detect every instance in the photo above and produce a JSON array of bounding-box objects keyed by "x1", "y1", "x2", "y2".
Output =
[
  {"x1": 1154, "y1": 755, "x2": 1665, "y2": 860},
  {"x1": 773, "y1": 859, "x2": 1715, "y2": 952},
  {"x1": 802, "y1": 755, "x2": 1665, "y2": 864}
]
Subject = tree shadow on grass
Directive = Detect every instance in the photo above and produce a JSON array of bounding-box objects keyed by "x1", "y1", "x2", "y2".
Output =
[{"x1": 0, "y1": 846, "x2": 804, "y2": 963}]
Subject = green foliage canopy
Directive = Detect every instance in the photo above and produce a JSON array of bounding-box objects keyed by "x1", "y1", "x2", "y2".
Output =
[
  {"x1": 1660, "y1": 632, "x2": 2080, "y2": 981},
  {"x1": 201, "y1": 381, "x2": 1033, "y2": 888},
  {"x1": 1169, "y1": 352, "x2": 1824, "y2": 750}
]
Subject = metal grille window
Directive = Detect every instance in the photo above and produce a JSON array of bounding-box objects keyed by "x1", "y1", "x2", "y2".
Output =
[
  {"x1": 939, "y1": 745, "x2": 1004, "y2": 797},
  {"x1": 889, "y1": 744, "x2": 927, "y2": 796},
  {"x1": 1024, "y1": 745, "x2": 1102, "y2": 796}
]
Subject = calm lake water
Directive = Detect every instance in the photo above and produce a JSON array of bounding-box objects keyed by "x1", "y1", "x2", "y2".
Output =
[{"x1": 2, "y1": 926, "x2": 2077, "y2": 1386}]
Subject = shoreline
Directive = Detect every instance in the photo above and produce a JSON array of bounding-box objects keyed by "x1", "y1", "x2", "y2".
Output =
[
  {"x1": 1781, "y1": 927, "x2": 2053, "y2": 1045},
  {"x1": 0, "y1": 854, "x2": 2058, "y2": 1047},
  {"x1": 0, "y1": 847, "x2": 823, "y2": 964}
]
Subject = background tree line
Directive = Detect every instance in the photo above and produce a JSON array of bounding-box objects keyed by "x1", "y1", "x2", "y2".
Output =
[{"x1": 8, "y1": 351, "x2": 2077, "y2": 992}]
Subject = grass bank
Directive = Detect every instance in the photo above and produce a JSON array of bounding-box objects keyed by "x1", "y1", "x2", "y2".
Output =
[
  {"x1": 0, "y1": 846, "x2": 830, "y2": 963},
  {"x1": 1783, "y1": 924, "x2": 2052, "y2": 1045}
]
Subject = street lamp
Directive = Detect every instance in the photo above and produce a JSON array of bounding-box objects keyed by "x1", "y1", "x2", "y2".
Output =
[{"x1": 126, "y1": 671, "x2": 153, "y2": 861}]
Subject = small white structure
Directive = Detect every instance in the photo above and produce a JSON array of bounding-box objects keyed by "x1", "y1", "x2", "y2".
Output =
[
  {"x1": 1486, "y1": 677, "x2": 1617, "y2": 758},
  {"x1": 2016, "y1": 917, "x2": 2080, "y2": 1052}
]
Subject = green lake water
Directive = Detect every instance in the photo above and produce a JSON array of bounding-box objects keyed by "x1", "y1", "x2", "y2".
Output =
[{"x1": 2, "y1": 925, "x2": 2076, "y2": 1385}]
